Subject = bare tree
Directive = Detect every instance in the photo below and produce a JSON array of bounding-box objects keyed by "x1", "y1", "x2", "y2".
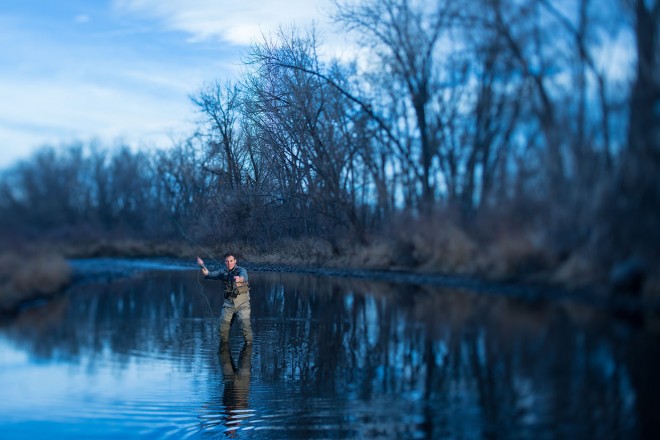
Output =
[
  {"x1": 334, "y1": 0, "x2": 463, "y2": 208},
  {"x1": 625, "y1": 0, "x2": 659, "y2": 160},
  {"x1": 243, "y1": 26, "x2": 362, "y2": 237},
  {"x1": 152, "y1": 136, "x2": 212, "y2": 236},
  {"x1": 603, "y1": 0, "x2": 660, "y2": 262},
  {"x1": 192, "y1": 80, "x2": 246, "y2": 190}
]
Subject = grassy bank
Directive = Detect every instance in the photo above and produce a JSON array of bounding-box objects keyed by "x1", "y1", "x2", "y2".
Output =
[
  {"x1": 0, "y1": 250, "x2": 72, "y2": 315},
  {"x1": 1, "y1": 225, "x2": 657, "y2": 316},
  {"x1": 56, "y1": 229, "x2": 658, "y2": 297}
]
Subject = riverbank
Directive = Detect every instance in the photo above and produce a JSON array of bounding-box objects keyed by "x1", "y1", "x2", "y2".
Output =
[
  {"x1": 0, "y1": 250, "x2": 71, "y2": 315},
  {"x1": 1, "y1": 237, "x2": 658, "y2": 319},
  {"x1": 59, "y1": 236, "x2": 658, "y2": 297}
]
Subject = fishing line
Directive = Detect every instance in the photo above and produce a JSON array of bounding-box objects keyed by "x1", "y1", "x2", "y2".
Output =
[
  {"x1": 197, "y1": 269, "x2": 214, "y2": 320},
  {"x1": 170, "y1": 215, "x2": 219, "y2": 320},
  {"x1": 170, "y1": 215, "x2": 222, "y2": 266}
]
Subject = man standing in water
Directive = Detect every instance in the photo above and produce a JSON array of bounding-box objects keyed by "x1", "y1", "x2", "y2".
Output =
[{"x1": 197, "y1": 253, "x2": 253, "y2": 345}]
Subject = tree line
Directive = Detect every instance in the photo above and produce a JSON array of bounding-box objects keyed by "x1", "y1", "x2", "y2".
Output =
[{"x1": 0, "y1": 0, "x2": 658, "y2": 277}]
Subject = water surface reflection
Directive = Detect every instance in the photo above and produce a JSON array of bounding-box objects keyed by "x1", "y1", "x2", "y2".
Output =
[{"x1": 0, "y1": 264, "x2": 658, "y2": 439}]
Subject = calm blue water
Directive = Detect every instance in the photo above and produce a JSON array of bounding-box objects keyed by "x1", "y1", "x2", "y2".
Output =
[{"x1": 0, "y1": 259, "x2": 658, "y2": 439}]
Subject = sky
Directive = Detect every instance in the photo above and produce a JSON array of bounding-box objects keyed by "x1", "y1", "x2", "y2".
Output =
[{"x1": 0, "y1": 0, "x2": 338, "y2": 169}]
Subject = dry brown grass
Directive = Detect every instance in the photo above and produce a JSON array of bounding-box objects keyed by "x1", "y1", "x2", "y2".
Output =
[
  {"x1": 251, "y1": 237, "x2": 335, "y2": 266},
  {"x1": 60, "y1": 239, "x2": 199, "y2": 258},
  {"x1": 0, "y1": 250, "x2": 71, "y2": 313},
  {"x1": 339, "y1": 240, "x2": 398, "y2": 270},
  {"x1": 320, "y1": 216, "x2": 481, "y2": 274},
  {"x1": 551, "y1": 253, "x2": 602, "y2": 289},
  {"x1": 5, "y1": 215, "x2": 613, "y2": 295},
  {"x1": 407, "y1": 221, "x2": 479, "y2": 274},
  {"x1": 478, "y1": 228, "x2": 555, "y2": 281}
]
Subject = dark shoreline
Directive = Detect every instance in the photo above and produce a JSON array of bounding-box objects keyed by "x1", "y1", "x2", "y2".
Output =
[
  {"x1": 68, "y1": 257, "x2": 654, "y2": 315},
  {"x1": 2, "y1": 256, "x2": 655, "y2": 322}
]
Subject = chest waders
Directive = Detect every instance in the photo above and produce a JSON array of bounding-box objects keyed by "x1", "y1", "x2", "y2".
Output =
[
  {"x1": 223, "y1": 268, "x2": 250, "y2": 299},
  {"x1": 218, "y1": 268, "x2": 252, "y2": 344}
]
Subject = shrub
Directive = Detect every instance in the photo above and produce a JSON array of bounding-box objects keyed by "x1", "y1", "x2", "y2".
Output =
[
  {"x1": 480, "y1": 228, "x2": 554, "y2": 281},
  {"x1": 0, "y1": 250, "x2": 71, "y2": 313}
]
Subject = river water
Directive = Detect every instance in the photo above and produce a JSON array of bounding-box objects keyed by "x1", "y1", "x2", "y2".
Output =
[{"x1": 0, "y1": 259, "x2": 658, "y2": 439}]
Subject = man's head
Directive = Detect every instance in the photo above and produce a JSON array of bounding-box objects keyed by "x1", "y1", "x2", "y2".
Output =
[{"x1": 224, "y1": 252, "x2": 237, "y2": 270}]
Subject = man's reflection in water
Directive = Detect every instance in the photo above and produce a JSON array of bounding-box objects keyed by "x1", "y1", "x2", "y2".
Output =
[{"x1": 219, "y1": 342, "x2": 253, "y2": 437}]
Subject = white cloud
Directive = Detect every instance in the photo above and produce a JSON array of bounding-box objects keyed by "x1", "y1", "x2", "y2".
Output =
[
  {"x1": 0, "y1": 74, "x2": 197, "y2": 167},
  {"x1": 109, "y1": 0, "x2": 361, "y2": 69},
  {"x1": 111, "y1": 0, "x2": 333, "y2": 45},
  {"x1": 0, "y1": 0, "x2": 354, "y2": 169},
  {"x1": 74, "y1": 14, "x2": 91, "y2": 24},
  {"x1": 0, "y1": 8, "x2": 240, "y2": 168}
]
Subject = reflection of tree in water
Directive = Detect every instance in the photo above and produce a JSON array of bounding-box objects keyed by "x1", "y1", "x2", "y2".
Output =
[
  {"x1": 2, "y1": 268, "x2": 658, "y2": 438},
  {"x1": 253, "y1": 273, "x2": 652, "y2": 438},
  {"x1": 4, "y1": 271, "x2": 220, "y2": 365}
]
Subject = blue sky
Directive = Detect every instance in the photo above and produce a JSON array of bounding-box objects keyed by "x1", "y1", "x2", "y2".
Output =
[
  {"x1": 1, "y1": 1, "x2": 634, "y2": 170},
  {"x1": 0, "y1": 0, "x2": 336, "y2": 168}
]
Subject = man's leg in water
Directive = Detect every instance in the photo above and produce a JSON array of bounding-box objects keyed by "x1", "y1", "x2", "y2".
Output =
[
  {"x1": 218, "y1": 301, "x2": 235, "y2": 343},
  {"x1": 236, "y1": 300, "x2": 253, "y2": 343}
]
